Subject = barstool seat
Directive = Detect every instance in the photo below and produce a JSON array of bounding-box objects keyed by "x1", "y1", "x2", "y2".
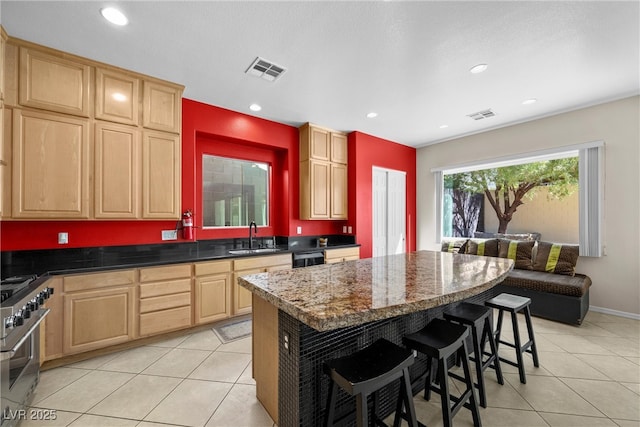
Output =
[
  {"x1": 485, "y1": 293, "x2": 540, "y2": 384},
  {"x1": 444, "y1": 302, "x2": 504, "y2": 408},
  {"x1": 403, "y1": 318, "x2": 481, "y2": 427},
  {"x1": 324, "y1": 338, "x2": 419, "y2": 427}
]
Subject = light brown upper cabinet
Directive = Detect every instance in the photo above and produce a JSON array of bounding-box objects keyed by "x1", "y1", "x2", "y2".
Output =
[
  {"x1": 12, "y1": 109, "x2": 90, "y2": 219},
  {"x1": 19, "y1": 47, "x2": 91, "y2": 117},
  {"x1": 2, "y1": 36, "x2": 183, "y2": 220},
  {"x1": 95, "y1": 68, "x2": 139, "y2": 126},
  {"x1": 143, "y1": 81, "x2": 181, "y2": 133},
  {"x1": 299, "y1": 123, "x2": 348, "y2": 220},
  {"x1": 142, "y1": 131, "x2": 181, "y2": 219},
  {"x1": 94, "y1": 122, "x2": 140, "y2": 219}
]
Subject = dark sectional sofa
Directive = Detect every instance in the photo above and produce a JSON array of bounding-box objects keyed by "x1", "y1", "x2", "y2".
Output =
[{"x1": 442, "y1": 237, "x2": 592, "y2": 325}]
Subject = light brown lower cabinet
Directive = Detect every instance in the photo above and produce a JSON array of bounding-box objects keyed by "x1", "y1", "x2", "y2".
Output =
[
  {"x1": 194, "y1": 260, "x2": 232, "y2": 324},
  {"x1": 61, "y1": 269, "x2": 137, "y2": 355},
  {"x1": 232, "y1": 254, "x2": 292, "y2": 316},
  {"x1": 324, "y1": 247, "x2": 360, "y2": 264}
]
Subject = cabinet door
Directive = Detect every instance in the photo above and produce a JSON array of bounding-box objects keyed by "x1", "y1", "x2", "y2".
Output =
[
  {"x1": 330, "y1": 163, "x2": 348, "y2": 219},
  {"x1": 233, "y1": 268, "x2": 263, "y2": 316},
  {"x1": 95, "y1": 122, "x2": 140, "y2": 218},
  {"x1": 63, "y1": 285, "x2": 136, "y2": 354},
  {"x1": 142, "y1": 131, "x2": 181, "y2": 219},
  {"x1": 95, "y1": 68, "x2": 139, "y2": 125},
  {"x1": 12, "y1": 109, "x2": 90, "y2": 218},
  {"x1": 309, "y1": 126, "x2": 330, "y2": 161},
  {"x1": 19, "y1": 47, "x2": 90, "y2": 117},
  {"x1": 142, "y1": 81, "x2": 181, "y2": 133},
  {"x1": 303, "y1": 160, "x2": 330, "y2": 219},
  {"x1": 195, "y1": 273, "x2": 231, "y2": 324},
  {"x1": 330, "y1": 132, "x2": 348, "y2": 164}
]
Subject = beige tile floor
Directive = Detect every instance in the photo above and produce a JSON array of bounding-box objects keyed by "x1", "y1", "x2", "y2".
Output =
[{"x1": 22, "y1": 311, "x2": 639, "y2": 427}]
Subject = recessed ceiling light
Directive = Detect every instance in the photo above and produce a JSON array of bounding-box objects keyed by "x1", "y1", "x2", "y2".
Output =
[
  {"x1": 522, "y1": 98, "x2": 537, "y2": 105},
  {"x1": 100, "y1": 7, "x2": 128, "y2": 26},
  {"x1": 469, "y1": 63, "x2": 488, "y2": 74},
  {"x1": 439, "y1": 124, "x2": 449, "y2": 129},
  {"x1": 366, "y1": 112, "x2": 378, "y2": 119},
  {"x1": 249, "y1": 103, "x2": 262, "y2": 112}
]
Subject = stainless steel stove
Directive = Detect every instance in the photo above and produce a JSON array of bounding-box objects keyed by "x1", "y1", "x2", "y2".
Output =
[{"x1": 1, "y1": 275, "x2": 53, "y2": 426}]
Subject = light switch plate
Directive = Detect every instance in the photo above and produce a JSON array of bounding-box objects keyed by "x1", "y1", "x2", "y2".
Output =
[
  {"x1": 347, "y1": 226, "x2": 353, "y2": 233},
  {"x1": 162, "y1": 230, "x2": 178, "y2": 241}
]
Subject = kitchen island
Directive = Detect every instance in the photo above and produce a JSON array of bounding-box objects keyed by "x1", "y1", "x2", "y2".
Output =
[{"x1": 238, "y1": 250, "x2": 513, "y2": 427}]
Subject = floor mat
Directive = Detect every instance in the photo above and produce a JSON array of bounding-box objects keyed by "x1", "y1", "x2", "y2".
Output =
[{"x1": 212, "y1": 317, "x2": 252, "y2": 343}]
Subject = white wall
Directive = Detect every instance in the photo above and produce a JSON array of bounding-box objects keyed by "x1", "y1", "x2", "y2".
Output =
[{"x1": 417, "y1": 96, "x2": 640, "y2": 316}]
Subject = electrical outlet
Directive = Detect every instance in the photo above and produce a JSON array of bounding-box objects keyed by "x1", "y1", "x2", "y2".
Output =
[
  {"x1": 297, "y1": 226, "x2": 302, "y2": 234},
  {"x1": 58, "y1": 232, "x2": 69, "y2": 244},
  {"x1": 347, "y1": 226, "x2": 353, "y2": 234},
  {"x1": 161, "y1": 230, "x2": 178, "y2": 241},
  {"x1": 343, "y1": 226, "x2": 347, "y2": 233},
  {"x1": 283, "y1": 332, "x2": 290, "y2": 353}
]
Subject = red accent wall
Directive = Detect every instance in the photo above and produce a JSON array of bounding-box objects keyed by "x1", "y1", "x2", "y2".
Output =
[
  {"x1": 0, "y1": 99, "x2": 343, "y2": 251},
  {"x1": 348, "y1": 131, "x2": 417, "y2": 259}
]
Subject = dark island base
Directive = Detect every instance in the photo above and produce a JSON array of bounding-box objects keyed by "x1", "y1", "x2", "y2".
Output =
[{"x1": 278, "y1": 288, "x2": 496, "y2": 427}]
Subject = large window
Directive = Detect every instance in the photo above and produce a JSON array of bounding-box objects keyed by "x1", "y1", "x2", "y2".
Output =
[
  {"x1": 202, "y1": 155, "x2": 270, "y2": 228},
  {"x1": 433, "y1": 142, "x2": 604, "y2": 256}
]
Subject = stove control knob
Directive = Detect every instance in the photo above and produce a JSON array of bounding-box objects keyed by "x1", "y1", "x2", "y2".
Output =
[
  {"x1": 13, "y1": 313, "x2": 23, "y2": 326},
  {"x1": 30, "y1": 298, "x2": 39, "y2": 310},
  {"x1": 23, "y1": 305, "x2": 31, "y2": 319},
  {"x1": 38, "y1": 294, "x2": 45, "y2": 305},
  {"x1": 4, "y1": 317, "x2": 13, "y2": 329}
]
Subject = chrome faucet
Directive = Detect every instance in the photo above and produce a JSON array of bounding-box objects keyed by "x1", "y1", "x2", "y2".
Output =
[{"x1": 249, "y1": 221, "x2": 258, "y2": 249}]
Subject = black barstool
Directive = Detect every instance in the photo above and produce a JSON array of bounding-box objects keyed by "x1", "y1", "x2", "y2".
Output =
[
  {"x1": 443, "y1": 302, "x2": 504, "y2": 408},
  {"x1": 403, "y1": 318, "x2": 481, "y2": 427},
  {"x1": 485, "y1": 293, "x2": 539, "y2": 384},
  {"x1": 323, "y1": 338, "x2": 419, "y2": 427}
]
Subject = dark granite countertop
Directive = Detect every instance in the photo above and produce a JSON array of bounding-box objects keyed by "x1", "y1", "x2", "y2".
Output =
[{"x1": 1, "y1": 237, "x2": 360, "y2": 279}]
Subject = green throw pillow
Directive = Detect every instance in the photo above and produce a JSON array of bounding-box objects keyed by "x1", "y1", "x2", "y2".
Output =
[
  {"x1": 441, "y1": 239, "x2": 468, "y2": 254},
  {"x1": 532, "y1": 241, "x2": 579, "y2": 276},
  {"x1": 498, "y1": 239, "x2": 535, "y2": 270},
  {"x1": 465, "y1": 239, "x2": 499, "y2": 257}
]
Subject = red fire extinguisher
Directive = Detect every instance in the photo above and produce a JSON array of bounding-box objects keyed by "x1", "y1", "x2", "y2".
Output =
[{"x1": 182, "y1": 210, "x2": 194, "y2": 240}]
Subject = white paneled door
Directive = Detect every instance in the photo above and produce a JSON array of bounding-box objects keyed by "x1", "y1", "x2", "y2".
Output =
[{"x1": 372, "y1": 167, "x2": 406, "y2": 257}]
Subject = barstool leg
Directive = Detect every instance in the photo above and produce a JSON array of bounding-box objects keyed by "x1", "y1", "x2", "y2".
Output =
[
  {"x1": 524, "y1": 306, "x2": 540, "y2": 367},
  {"x1": 510, "y1": 311, "x2": 527, "y2": 384},
  {"x1": 438, "y1": 357, "x2": 453, "y2": 427},
  {"x1": 356, "y1": 392, "x2": 368, "y2": 427},
  {"x1": 324, "y1": 382, "x2": 338, "y2": 427},
  {"x1": 484, "y1": 317, "x2": 504, "y2": 385},
  {"x1": 424, "y1": 356, "x2": 433, "y2": 401},
  {"x1": 469, "y1": 322, "x2": 487, "y2": 408},
  {"x1": 494, "y1": 309, "x2": 504, "y2": 350},
  {"x1": 459, "y1": 342, "x2": 482, "y2": 427},
  {"x1": 393, "y1": 368, "x2": 418, "y2": 427}
]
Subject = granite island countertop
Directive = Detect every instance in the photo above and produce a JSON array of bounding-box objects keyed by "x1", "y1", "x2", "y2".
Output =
[{"x1": 239, "y1": 250, "x2": 514, "y2": 331}]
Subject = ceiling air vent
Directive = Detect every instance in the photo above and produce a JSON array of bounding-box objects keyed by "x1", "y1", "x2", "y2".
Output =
[
  {"x1": 245, "y1": 57, "x2": 286, "y2": 82},
  {"x1": 467, "y1": 109, "x2": 496, "y2": 120}
]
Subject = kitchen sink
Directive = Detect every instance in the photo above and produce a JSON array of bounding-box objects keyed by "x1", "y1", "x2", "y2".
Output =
[{"x1": 228, "y1": 248, "x2": 282, "y2": 255}]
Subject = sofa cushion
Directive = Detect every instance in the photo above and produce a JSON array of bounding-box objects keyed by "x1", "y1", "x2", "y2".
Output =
[
  {"x1": 502, "y1": 269, "x2": 591, "y2": 297},
  {"x1": 441, "y1": 239, "x2": 468, "y2": 254},
  {"x1": 498, "y1": 239, "x2": 535, "y2": 270},
  {"x1": 465, "y1": 238, "x2": 499, "y2": 257},
  {"x1": 532, "y1": 242, "x2": 579, "y2": 276}
]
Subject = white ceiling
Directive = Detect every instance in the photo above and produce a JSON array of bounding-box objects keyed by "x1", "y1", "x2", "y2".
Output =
[{"x1": 2, "y1": 1, "x2": 639, "y2": 148}]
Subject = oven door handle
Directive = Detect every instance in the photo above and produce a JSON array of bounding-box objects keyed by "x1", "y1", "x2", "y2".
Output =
[{"x1": 0, "y1": 308, "x2": 50, "y2": 361}]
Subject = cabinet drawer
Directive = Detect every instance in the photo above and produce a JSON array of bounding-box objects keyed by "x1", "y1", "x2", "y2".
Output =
[
  {"x1": 140, "y1": 305, "x2": 191, "y2": 336},
  {"x1": 139, "y1": 264, "x2": 191, "y2": 282},
  {"x1": 140, "y1": 291, "x2": 190, "y2": 313},
  {"x1": 63, "y1": 269, "x2": 136, "y2": 293},
  {"x1": 233, "y1": 254, "x2": 292, "y2": 271},
  {"x1": 195, "y1": 260, "x2": 232, "y2": 276},
  {"x1": 325, "y1": 247, "x2": 360, "y2": 262},
  {"x1": 139, "y1": 278, "x2": 191, "y2": 298}
]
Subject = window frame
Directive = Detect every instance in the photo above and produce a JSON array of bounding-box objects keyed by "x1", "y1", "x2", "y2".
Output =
[{"x1": 432, "y1": 141, "x2": 604, "y2": 256}]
